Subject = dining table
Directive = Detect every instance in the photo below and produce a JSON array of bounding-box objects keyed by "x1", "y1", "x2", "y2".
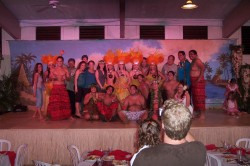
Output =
[
  {"x1": 77, "y1": 149, "x2": 131, "y2": 166},
  {"x1": 206, "y1": 145, "x2": 250, "y2": 166}
]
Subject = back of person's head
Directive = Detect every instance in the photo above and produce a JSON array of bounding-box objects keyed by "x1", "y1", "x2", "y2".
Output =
[
  {"x1": 138, "y1": 119, "x2": 161, "y2": 148},
  {"x1": 161, "y1": 99, "x2": 192, "y2": 140}
]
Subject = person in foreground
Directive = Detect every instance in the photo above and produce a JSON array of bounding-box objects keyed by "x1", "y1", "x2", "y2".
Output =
[
  {"x1": 133, "y1": 100, "x2": 206, "y2": 166},
  {"x1": 130, "y1": 119, "x2": 161, "y2": 165}
]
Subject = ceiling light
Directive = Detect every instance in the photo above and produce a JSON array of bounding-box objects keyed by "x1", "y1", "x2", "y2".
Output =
[{"x1": 181, "y1": 0, "x2": 198, "y2": 9}]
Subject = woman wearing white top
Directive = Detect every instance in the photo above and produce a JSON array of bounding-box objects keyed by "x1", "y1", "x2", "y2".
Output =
[
  {"x1": 174, "y1": 81, "x2": 193, "y2": 114},
  {"x1": 130, "y1": 120, "x2": 161, "y2": 165}
]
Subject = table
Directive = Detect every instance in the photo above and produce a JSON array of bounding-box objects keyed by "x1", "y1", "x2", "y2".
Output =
[
  {"x1": 78, "y1": 150, "x2": 131, "y2": 166},
  {"x1": 207, "y1": 150, "x2": 250, "y2": 166},
  {"x1": 0, "y1": 154, "x2": 11, "y2": 166}
]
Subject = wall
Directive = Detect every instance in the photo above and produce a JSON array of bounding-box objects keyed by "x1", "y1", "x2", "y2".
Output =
[{"x1": 0, "y1": 29, "x2": 14, "y2": 76}]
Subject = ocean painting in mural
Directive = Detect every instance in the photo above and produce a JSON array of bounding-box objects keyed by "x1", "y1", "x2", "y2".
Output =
[{"x1": 9, "y1": 39, "x2": 235, "y2": 108}]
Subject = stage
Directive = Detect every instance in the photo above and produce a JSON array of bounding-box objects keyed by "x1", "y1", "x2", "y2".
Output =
[{"x1": 1, "y1": 110, "x2": 250, "y2": 166}]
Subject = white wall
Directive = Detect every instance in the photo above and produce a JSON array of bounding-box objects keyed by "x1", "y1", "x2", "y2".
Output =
[
  {"x1": 21, "y1": 27, "x2": 36, "y2": 40},
  {"x1": 61, "y1": 26, "x2": 79, "y2": 40},
  {"x1": 1, "y1": 29, "x2": 14, "y2": 76}
]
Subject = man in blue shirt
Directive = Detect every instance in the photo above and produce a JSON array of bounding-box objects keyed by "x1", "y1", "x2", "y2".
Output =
[{"x1": 177, "y1": 51, "x2": 191, "y2": 88}]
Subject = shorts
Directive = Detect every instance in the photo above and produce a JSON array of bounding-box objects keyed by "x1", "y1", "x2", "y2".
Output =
[{"x1": 122, "y1": 110, "x2": 146, "y2": 121}]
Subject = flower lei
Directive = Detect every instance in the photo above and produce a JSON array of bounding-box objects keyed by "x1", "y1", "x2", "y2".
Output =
[{"x1": 149, "y1": 88, "x2": 162, "y2": 115}]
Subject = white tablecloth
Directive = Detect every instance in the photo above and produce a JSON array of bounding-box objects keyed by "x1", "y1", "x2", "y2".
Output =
[
  {"x1": 207, "y1": 151, "x2": 241, "y2": 166},
  {"x1": 0, "y1": 154, "x2": 11, "y2": 166}
]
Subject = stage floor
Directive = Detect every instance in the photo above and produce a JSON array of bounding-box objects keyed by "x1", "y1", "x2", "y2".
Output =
[{"x1": 0, "y1": 109, "x2": 250, "y2": 129}]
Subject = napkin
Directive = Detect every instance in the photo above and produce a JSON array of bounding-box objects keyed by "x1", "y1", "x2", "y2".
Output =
[
  {"x1": 229, "y1": 148, "x2": 246, "y2": 155},
  {"x1": 205, "y1": 144, "x2": 217, "y2": 150},
  {"x1": 87, "y1": 150, "x2": 104, "y2": 157},
  {"x1": 0, "y1": 151, "x2": 16, "y2": 166},
  {"x1": 109, "y1": 150, "x2": 132, "y2": 161}
]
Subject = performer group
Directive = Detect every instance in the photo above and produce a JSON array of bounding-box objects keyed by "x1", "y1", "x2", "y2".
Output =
[{"x1": 32, "y1": 49, "x2": 212, "y2": 122}]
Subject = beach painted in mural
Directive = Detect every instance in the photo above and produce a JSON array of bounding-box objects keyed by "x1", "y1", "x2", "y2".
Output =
[{"x1": 9, "y1": 39, "x2": 235, "y2": 107}]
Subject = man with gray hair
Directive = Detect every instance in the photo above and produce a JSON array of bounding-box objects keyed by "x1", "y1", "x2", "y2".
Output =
[{"x1": 133, "y1": 100, "x2": 206, "y2": 166}]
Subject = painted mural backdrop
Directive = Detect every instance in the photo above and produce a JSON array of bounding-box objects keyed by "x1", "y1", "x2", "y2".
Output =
[{"x1": 9, "y1": 39, "x2": 235, "y2": 108}]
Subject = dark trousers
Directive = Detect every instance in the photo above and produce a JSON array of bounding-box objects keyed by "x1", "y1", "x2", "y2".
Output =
[{"x1": 67, "y1": 90, "x2": 76, "y2": 115}]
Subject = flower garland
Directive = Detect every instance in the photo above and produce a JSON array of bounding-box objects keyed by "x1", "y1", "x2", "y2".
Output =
[{"x1": 149, "y1": 88, "x2": 162, "y2": 117}]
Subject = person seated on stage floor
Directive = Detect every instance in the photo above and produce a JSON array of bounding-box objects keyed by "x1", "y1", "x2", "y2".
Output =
[
  {"x1": 148, "y1": 80, "x2": 163, "y2": 121},
  {"x1": 137, "y1": 74, "x2": 149, "y2": 101},
  {"x1": 130, "y1": 119, "x2": 161, "y2": 165},
  {"x1": 223, "y1": 91, "x2": 240, "y2": 117},
  {"x1": 97, "y1": 85, "x2": 119, "y2": 122},
  {"x1": 133, "y1": 100, "x2": 206, "y2": 166},
  {"x1": 174, "y1": 81, "x2": 193, "y2": 115},
  {"x1": 161, "y1": 71, "x2": 179, "y2": 101},
  {"x1": 118, "y1": 85, "x2": 148, "y2": 123},
  {"x1": 83, "y1": 84, "x2": 100, "y2": 121}
]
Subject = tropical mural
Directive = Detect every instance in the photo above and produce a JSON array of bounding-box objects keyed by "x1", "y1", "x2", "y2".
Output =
[{"x1": 9, "y1": 39, "x2": 236, "y2": 108}]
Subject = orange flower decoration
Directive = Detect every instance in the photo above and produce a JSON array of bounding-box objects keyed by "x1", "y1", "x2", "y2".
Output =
[
  {"x1": 147, "y1": 51, "x2": 164, "y2": 65},
  {"x1": 130, "y1": 49, "x2": 143, "y2": 65},
  {"x1": 41, "y1": 54, "x2": 58, "y2": 65},
  {"x1": 115, "y1": 49, "x2": 130, "y2": 64},
  {"x1": 103, "y1": 50, "x2": 117, "y2": 65}
]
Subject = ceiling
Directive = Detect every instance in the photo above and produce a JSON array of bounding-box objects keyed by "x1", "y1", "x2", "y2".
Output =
[{"x1": 0, "y1": 0, "x2": 243, "y2": 20}]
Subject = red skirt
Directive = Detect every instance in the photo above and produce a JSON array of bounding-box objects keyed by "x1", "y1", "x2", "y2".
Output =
[
  {"x1": 97, "y1": 101, "x2": 118, "y2": 121},
  {"x1": 191, "y1": 76, "x2": 206, "y2": 111},
  {"x1": 47, "y1": 84, "x2": 71, "y2": 120}
]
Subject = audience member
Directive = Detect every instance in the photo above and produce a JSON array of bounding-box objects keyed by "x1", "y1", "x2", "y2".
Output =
[
  {"x1": 118, "y1": 85, "x2": 148, "y2": 123},
  {"x1": 130, "y1": 119, "x2": 161, "y2": 165},
  {"x1": 189, "y1": 50, "x2": 206, "y2": 119},
  {"x1": 133, "y1": 100, "x2": 206, "y2": 166}
]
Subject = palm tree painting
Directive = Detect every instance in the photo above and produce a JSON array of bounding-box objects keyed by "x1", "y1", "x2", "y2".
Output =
[
  {"x1": 13, "y1": 53, "x2": 36, "y2": 83},
  {"x1": 216, "y1": 53, "x2": 231, "y2": 81},
  {"x1": 204, "y1": 62, "x2": 213, "y2": 80}
]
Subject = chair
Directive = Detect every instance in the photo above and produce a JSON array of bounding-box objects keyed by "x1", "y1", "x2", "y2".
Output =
[
  {"x1": 14, "y1": 144, "x2": 28, "y2": 166},
  {"x1": 33, "y1": 160, "x2": 52, "y2": 166},
  {"x1": 67, "y1": 145, "x2": 81, "y2": 166},
  {"x1": 236, "y1": 138, "x2": 250, "y2": 148},
  {"x1": 206, "y1": 153, "x2": 222, "y2": 166},
  {"x1": 0, "y1": 139, "x2": 11, "y2": 151}
]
